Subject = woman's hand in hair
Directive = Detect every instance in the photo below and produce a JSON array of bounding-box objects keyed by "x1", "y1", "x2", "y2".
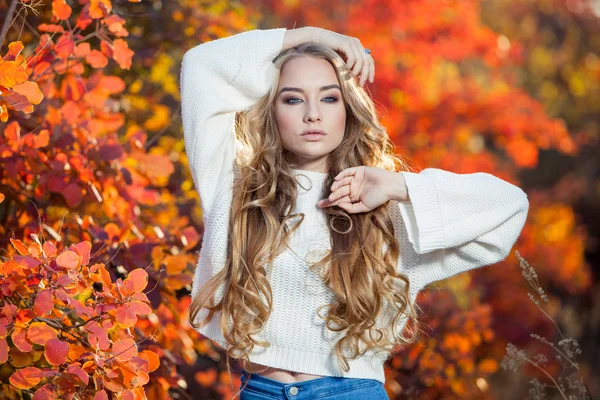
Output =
[
  {"x1": 317, "y1": 166, "x2": 409, "y2": 213},
  {"x1": 283, "y1": 27, "x2": 374, "y2": 87}
]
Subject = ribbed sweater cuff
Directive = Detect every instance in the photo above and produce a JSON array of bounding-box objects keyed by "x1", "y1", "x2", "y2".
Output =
[{"x1": 398, "y1": 171, "x2": 446, "y2": 254}]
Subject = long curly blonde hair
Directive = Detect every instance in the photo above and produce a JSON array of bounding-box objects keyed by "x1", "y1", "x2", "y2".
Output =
[{"x1": 188, "y1": 40, "x2": 421, "y2": 389}]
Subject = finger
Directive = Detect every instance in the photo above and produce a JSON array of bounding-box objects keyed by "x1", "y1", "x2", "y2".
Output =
[
  {"x1": 369, "y1": 54, "x2": 375, "y2": 83},
  {"x1": 343, "y1": 42, "x2": 357, "y2": 72},
  {"x1": 360, "y1": 56, "x2": 371, "y2": 87},
  {"x1": 317, "y1": 194, "x2": 350, "y2": 208},
  {"x1": 350, "y1": 39, "x2": 364, "y2": 77},
  {"x1": 327, "y1": 185, "x2": 351, "y2": 203},
  {"x1": 330, "y1": 176, "x2": 352, "y2": 192},
  {"x1": 338, "y1": 201, "x2": 369, "y2": 214},
  {"x1": 334, "y1": 167, "x2": 359, "y2": 181}
]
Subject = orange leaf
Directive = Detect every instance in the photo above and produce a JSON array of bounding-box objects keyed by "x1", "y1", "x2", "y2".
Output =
[
  {"x1": 0, "y1": 101, "x2": 7, "y2": 122},
  {"x1": 52, "y1": 0, "x2": 72, "y2": 20},
  {"x1": 10, "y1": 238, "x2": 29, "y2": 255},
  {"x1": 45, "y1": 338, "x2": 69, "y2": 365},
  {"x1": 12, "y1": 81, "x2": 43, "y2": 105},
  {"x1": 138, "y1": 350, "x2": 160, "y2": 372},
  {"x1": 0, "y1": 61, "x2": 28, "y2": 88},
  {"x1": 113, "y1": 338, "x2": 138, "y2": 362},
  {"x1": 38, "y1": 23, "x2": 66, "y2": 33},
  {"x1": 9, "y1": 366, "x2": 43, "y2": 389},
  {"x1": 15, "y1": 309, "x2": 35, "y2": 326},
  {"x1": 34, "y1": 129, "x2": 50, "y2": 148},
  {"x1": 34, "y1": 290, "x2": 54, "y2": 317},
  {"x1": 28, "y1": 322, "x2": 57, "y2": 345},
  {"x1": 86, "y1": 49, "x2": 108, "y2": 68},
  {"x1": 195, "y1": 369, "x2": 217, "y2": 386},
  {"x1": 12, "y1": 327, "x2": 33, "y2": 352},
  {"x1": 125, "y1": 269, "x2": 148, "y2": 294},
  {"x1": 28, "y1": 243, "x2": 42, "y2": 258},
  {"x1": 3, "y1": 41, "x2": 24, "y2": 61},
  {"x1": 112, "y1": 39, "x2": 134, "y2": 70},
  {"x1": 10, "y1": 348, "x2": 35, "y2": 367},
  {"x1": 56, "y1": 250, "x2": 80, "y2": 269}
]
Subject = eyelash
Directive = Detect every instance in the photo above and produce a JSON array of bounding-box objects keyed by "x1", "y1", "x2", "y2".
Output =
[{"x1": 283, "y1": 96, "x2": 338, "y2": 104}]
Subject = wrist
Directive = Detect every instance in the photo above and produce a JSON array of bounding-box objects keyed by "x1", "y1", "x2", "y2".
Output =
[
  {"x1": 387, "y1": 171, "x2": 409, "y2": 202},
  {"x1": 283, "y1": 27, "x2": 318, "y2": 50}
]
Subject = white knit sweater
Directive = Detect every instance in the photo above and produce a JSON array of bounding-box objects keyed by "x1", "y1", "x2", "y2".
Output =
[{"x1": 179, "y1": 28, "x2": 529, "y2": 384}]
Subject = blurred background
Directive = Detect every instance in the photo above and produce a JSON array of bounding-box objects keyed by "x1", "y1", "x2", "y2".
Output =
[{"x1": 0, "y1": 0, "x2": 598, "y2": 399}]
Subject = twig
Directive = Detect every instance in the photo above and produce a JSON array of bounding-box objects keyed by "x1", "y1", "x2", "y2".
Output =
[{"x1": 0, "y1": 0, "x2": 19, "y2": 52}]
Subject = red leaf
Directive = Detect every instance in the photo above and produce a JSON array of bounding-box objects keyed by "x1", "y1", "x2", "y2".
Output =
[
  {"x1": 62, "y1": 183, "x2": 84, "y2": 208},
  {"x1": 116, "y1": 303, "x2": 137, "y2": 328},
  {"x1": 45, "y1": 338, "x2": 69, "y2": 365},
  {"x1": 66, "y1": 363, "x2": 89, "y2": 386},
  {"x1": 10, "y1": 366, "x2": 43, "y2": 389},
  {"x1": 34, "y1": 290, "x2": 54, "y2": 317},
  {"x1": 32, "y1": 383, "x2": 59, "y2": 400},
  {"x1": 0, "y1": 338, "x2": 8, "y2": 363},
  {"x1": 12, "y1": 327, "x2": 33, "y2": 352},
  {"x1": 129, "y1": 300, "x2": 152, "y2": 316},
  {"x1": 56, "y1": 250, "x2": 80, "y2": 269},
  {"x1": 54, "y1": 35, "x2": 75, "y2": 59},
  {"x1": 87, "y1": 322, "x2": 110, "y2": 350},
  {"x1": 43, "y1": 241, "x2": 57, "y2": 258},
  {"x1": 93, "y1": 390, "x2": 109, "y2": 400},
  {"x1": 112, "y1": 338, "x2": 137, "y2": 361},
  {"x1": 70, "y1": 241, "x2": 91, "y2": 266},
  {"x1": 14, "y1": 255, "x2": 40, "y2": 269}
]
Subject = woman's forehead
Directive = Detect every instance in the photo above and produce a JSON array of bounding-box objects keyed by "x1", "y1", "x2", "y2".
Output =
[{"x1": 279, "y1": 56, "x2": 339, "y2": 86}]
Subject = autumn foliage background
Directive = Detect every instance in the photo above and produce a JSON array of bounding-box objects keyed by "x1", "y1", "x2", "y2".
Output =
[{"x1": 0, "y1": 0, "x2": 598, "y2": 399}]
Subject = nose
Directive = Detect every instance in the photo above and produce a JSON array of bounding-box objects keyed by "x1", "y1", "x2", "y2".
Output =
[{"x1": 303, "y1": 101, "x2": 321, "y2": 123}]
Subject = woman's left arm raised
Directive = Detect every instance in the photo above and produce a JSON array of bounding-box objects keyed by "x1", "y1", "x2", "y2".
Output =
[{"x1": 318, "y1": 166, "x2": 530, "y2": 290}]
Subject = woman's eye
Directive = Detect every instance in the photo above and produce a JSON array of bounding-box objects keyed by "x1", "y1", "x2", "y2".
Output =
[{"x1": 283, "y1": 97, "x2": 338, "y2": 104}]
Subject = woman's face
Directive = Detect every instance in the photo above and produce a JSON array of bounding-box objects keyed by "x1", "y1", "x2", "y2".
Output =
[{"x1": 274, "y1": 56, "x2": 346, "y2": 173}]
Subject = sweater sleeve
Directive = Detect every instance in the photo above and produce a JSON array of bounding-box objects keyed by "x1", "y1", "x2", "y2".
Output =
[
  {"x1": 395, "y1": 168, "x2": 529, "y2": 293},
  {"x1": 179, "y1": 28, "x2": 286, "y2": 219}
]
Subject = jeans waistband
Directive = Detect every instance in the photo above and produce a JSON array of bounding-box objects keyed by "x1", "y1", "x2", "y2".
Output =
[{"x1": 240, "y1": 370, "x2": 381, "y2": 398}]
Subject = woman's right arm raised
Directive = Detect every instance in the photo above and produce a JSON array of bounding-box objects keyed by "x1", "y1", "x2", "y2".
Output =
[
  {"x1": 179, "y1": 27, "x2": 373, "y2": 218},
  {"x1": 179, "y1": 27, "x2": 312, "y2": 218}
]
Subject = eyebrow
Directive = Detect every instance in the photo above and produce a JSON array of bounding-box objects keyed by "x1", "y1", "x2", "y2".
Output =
[{"x1": 278, "y1": 84, "x2": 341, "y2": 96}]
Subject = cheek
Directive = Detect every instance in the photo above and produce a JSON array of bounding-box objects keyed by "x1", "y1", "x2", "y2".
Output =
[{"x1": 275, "y1": 107, "x2": 297, "y2": 138}]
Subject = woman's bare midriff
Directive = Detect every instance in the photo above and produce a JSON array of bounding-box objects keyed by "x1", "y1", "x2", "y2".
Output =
[{"x1": 241, "y1": 360, "x2": 325, "y2": 383}]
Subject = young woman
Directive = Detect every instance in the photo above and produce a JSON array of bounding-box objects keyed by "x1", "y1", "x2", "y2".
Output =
[{"x1": 179, "y1": 26, "x2": 529, "y2": 400}]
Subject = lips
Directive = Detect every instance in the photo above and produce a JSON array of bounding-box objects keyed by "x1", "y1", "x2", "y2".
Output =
[{"x1": 301, "y1": 129, "x2": 325, "y2": 136}]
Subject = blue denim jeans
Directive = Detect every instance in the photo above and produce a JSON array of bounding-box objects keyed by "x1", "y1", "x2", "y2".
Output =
[{"x1": 239, "y1": 370, "x2": 390, "y2": 400}]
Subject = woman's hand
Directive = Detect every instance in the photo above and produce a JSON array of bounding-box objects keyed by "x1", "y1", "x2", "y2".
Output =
[
  {"x1": 283, "y1": 27, "x2": 374, "y2": 87},
  {"x1": 317, "y1": 166, "x2": 409, "y2": 213}
]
